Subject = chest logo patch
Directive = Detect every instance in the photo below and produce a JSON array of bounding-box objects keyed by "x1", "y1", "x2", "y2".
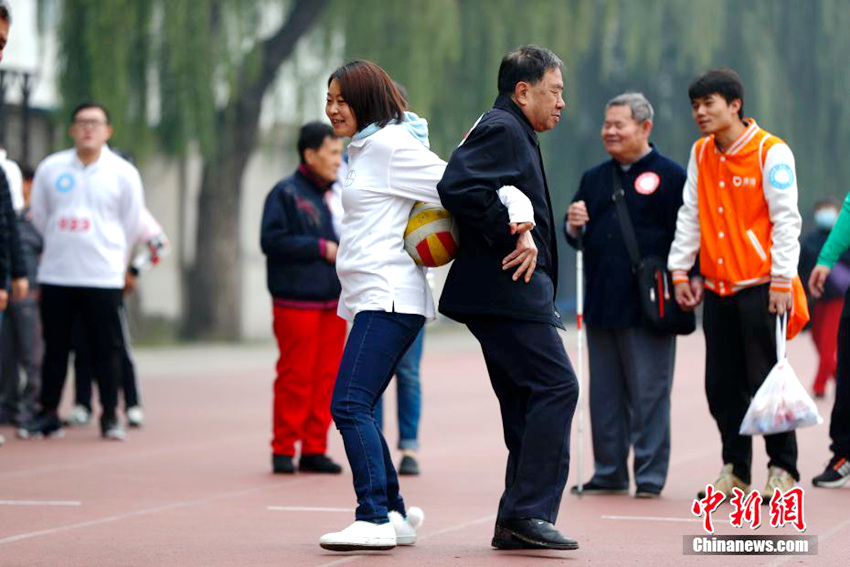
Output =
[
  {"x1": 55, "y1": 173, "x2": 75, "y2": 194},
  {"x1": 345, "y1": 169, "x2": 356, "y2": 187},
  {"x1": 769, "y1": 163, "x2": 794, "y2": 190},
  {"x1": 634, "y1": 172, "x2": 660, "y2": 195}
]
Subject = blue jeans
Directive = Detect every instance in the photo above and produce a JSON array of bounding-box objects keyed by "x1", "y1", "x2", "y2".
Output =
[
  {"x1": 331, "y1": 310, "x2": 425, "y2": 523},
  {"x1": 374, "y1": 328, "x2": 424, "y2": 451}
]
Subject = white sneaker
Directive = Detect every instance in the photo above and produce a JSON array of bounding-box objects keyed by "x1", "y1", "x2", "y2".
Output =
[
  {"x1": 126, "y1": 406, "x2": 145, "y2": 427},
  {"x1": 319, "y1": 520, "x2": 396, "y2": 551},
  {"x1": 0, "y1": 434, "x2": 5, "y2": 446},
  {"x1": 389, "y1": 506, "x2": 424, "y2": 545},
  {"x1": 66, "y1": 405, "x2": 91, "y2": 426}
]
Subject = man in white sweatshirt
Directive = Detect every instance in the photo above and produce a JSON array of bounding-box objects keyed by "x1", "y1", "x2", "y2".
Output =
[{"x1": 19, "y1": 102, "x2": 143, "y2": 441}]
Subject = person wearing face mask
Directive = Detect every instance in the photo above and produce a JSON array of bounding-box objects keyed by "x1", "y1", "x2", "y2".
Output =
[
  {"x1": 565, "y1": 93, "x2": 686, "y2": 499},
  {"x1": 800, "y1": 200, "x2": 850, "y2": 398}
]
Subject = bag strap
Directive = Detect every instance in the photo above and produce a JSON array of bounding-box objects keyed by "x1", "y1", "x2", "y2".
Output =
[
  {"x1": 775, "y1": 313, "x2": 788, "y2": 360},
  {"x1": 611, "y1": 168, "x2": 644, "y2": 271}
]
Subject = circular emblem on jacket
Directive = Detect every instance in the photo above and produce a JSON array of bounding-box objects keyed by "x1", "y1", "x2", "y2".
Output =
[
  {"x1": 55, "y1": 173, "x2": 75, "y2": 194},
  {"x1": 345, "y1": 169, "x2": 356, "y2": 186},
  {"x1": 769, "y1": 163, "x2": 794, "y2": 190},
  {"x1": 634, "y1": 171, "x2": 660, "y2": 195}
]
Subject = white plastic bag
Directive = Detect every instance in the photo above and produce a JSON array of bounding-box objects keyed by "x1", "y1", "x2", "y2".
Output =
[{"x1": 739, "y1": 314, "x2": 823, "y2": 436}]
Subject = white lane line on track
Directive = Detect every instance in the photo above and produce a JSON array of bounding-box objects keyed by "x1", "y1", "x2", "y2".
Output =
[
  {"x1": 316, "y1": 513, "x2": 497, "y2": 567},
  {"x1": 602, "y1": 515, "x2": 728, "y2": 524},
  {"x1": 0, "y1": 500, "x2": 82, "y2": 507},
  {"x1": 0, "y1": 478, "x2": 314, "y2": 546},
  {"x1": 267, "y1": 506, "x2": 353, "y2": 513}
]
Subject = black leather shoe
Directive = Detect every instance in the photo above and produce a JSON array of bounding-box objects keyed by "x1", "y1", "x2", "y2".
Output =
[
  {"x1": 398, "y1": 455, "x2": 420, "y2": 476},
  {"x1": 272, "y1": 454, "x2": 295, "y2": 474},
  {"x1": 570, "y1": 480, "x2": 628, "y2": 495},
  {"x1": 298, "y1": 454, "x2": 343, "y2": 474},
  {"x1": 492, "y1": 519, "x2": 579, "y2": 551}
]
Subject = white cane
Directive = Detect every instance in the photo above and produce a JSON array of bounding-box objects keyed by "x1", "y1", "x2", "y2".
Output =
[{"x1": 575, "y1": 229, "x2": 585, "y2": 495}]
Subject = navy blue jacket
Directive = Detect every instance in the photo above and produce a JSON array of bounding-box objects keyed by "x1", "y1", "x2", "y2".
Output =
[
  {"x1": 438, "y1": 95, "x2": 562, "y2": 327},
  {"x1": 565, "y1": 147, "x2": 686, "y2": 329},
  {"x1": 260, "y1": 170, "x2": 341, "y2": 302}
]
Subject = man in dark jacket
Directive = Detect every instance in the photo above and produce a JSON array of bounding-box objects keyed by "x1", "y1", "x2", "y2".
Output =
[
  {"x1": 565, "y1": 93, "x2": 687, "y2": 499},
  {"x1": 261, "y1": 122, "x2": 346, "y2": 475},
  {"x1": 438, "y1": 45, "x2": 579, "y2": 551}
]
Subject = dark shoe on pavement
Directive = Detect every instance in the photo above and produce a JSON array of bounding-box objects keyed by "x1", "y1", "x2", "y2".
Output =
[
  {"x1": 812, "y1": 455, "x2": 850, "y2": 488},
  {"x1": 493, "y1": 518, "x2": 579, "y2": 551},
  {"x1": 398, "y1": 455, "x2": 420, "y2": 476},
  {"x1": 570, "y1": 480, "x2": 628, "y2": 495},
  {"x1": 635, "y1": 484, "x2": 662, "y2": 498},
  {"x1": 17, "y1": 413, "x2": 64, "y2": 440},
  {"x1": 272, "y1": 454, "x2": 295, "y2": 474},
  {"x1": 298, "y1": 454, "x2": 342, "y2": 474}
]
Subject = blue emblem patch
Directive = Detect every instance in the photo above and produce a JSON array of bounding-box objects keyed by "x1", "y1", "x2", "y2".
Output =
[
  {"x1": 768, "y1": 164, "x2": 794, "y2": 190},
  {"x1": 55, "y1": 173, "x2": 75, "y2": 194}
]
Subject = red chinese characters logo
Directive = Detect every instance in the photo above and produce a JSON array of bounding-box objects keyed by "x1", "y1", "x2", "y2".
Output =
[
  {"x1": 729, "y1": 487, "x2": 763, "y2": 529},
  {"x1": 692, "y1": 485, "x2": 726, "y2": 533},
  {"x1": 769, "y1": 487, "x2": 806, "y2": 532}
]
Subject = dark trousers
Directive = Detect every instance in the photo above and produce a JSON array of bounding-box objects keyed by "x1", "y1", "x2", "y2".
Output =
[
  {"x1": 466, "y1": 317, "x2": 578, "y2": 524},
  {"x1": 0, "y1": 295, "x2": 42, "y2": 422},
  {"x1": 829, "y1": 290, "x2": 850, "y2": 457},
  {"x1": 587, "y1": 326, "x2": 675, "y2": 491},
  {"x1": 330, "y1": 310, "x2": 424, "y2": 524},
  {"x1": 40, "y1": 285, "x2": 124, "y2": 426},
  {"x1": 73, "y1": 305, "x2": 140, "y2": 411},
  {"x1": 703, "y1": 285, "x2": 799, "y2": 483}
]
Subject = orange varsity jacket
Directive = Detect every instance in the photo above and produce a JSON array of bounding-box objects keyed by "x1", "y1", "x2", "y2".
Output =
[{"x1": 668, "y1": 120, "x2": 802, "y2": 295}]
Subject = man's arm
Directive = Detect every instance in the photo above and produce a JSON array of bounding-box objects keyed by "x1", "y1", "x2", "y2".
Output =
[
  {"x1": 763, "y1": 143, "x2": 802, "y2": 294},
  {"x1": 0, "y1": 170, "x2": 10, "y2": 286},
  {"x1": 669, "y1": 143, "x2": 703, "y2": 309},
  {"x1": 437, "y1": 120, "x2": 520, "y2": 249},
  {"x1": 259, "y1": 187, "x2": 330, "y2": 262},
  {"x1": 121, "y1": 167, "x2": 145, "y2": 249}
]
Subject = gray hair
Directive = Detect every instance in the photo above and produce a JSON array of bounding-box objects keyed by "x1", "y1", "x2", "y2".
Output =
[
  {"x1": 0, "y1": 0, "x2": 11, "y2": 24},
  {"x1": 606, "y1": 92, "x2": 654, "y2": 123}
]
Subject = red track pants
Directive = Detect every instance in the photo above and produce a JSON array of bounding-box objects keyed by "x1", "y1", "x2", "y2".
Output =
[
  {"x1": 271, "y1": 305, "x2": 346, "y2": 456},
  {"x1": 811, "y1": 298, "x2": 844, "y2": 395}
]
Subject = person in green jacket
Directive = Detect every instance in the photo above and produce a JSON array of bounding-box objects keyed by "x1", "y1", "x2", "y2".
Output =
[{"x1": 809, "y1": 192, "x2": 850, "y2": 488}]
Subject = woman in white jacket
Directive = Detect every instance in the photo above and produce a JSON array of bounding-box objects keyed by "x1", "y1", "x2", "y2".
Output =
[{"x1": 319, "y1": 60, "x2": 442, "y2": 551}]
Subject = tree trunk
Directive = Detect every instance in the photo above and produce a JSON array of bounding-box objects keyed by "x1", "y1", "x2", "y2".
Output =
[{"x1": 182, "y1": 0, "x2": 328, "y2": 340}]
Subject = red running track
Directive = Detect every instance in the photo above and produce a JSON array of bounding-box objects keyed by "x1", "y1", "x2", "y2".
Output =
[{"x1": 0, "y1": 325, "x2": 847, "y2": 566}]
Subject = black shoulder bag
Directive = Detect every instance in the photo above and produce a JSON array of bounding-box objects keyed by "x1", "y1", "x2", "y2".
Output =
[{"x1": 611, "y1": 170, "x2": 696, "y2": 335}]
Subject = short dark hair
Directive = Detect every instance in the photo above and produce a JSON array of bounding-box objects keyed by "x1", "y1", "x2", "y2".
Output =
[
  {"x1": 328, "y1": 60, "x2": 406, "y2": 130},
  {"x1": 297, "y1": 122, "x2": 337, "y2": 163},
  {"x1": 71, "y1": 102, "x2": 111, "y2": 124},
  {"x1": 497, "y1": 45, "x2": 563, "y2": 96},
  {"x1": 0, "y1": 1, "x2": 12, "y2": 24},
  {"x1": 20, "y1": 164, "x2": 34, "y2": 181},
  {"x1": 688, "y1": 68, "x2": 745, "y2": 119}
]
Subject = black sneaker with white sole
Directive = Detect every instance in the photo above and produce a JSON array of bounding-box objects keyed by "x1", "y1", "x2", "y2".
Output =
[
  {"x1": 17, "y1": 413, "x2": 64, "y2": 439},
  {"x1": 812, "y1": 455, "x2": 850, "y2": 488}
]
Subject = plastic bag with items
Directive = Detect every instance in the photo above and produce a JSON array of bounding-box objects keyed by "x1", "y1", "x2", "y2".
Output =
[{"x1": 739, "y1": 314, "x2": 823, "y2": 436}]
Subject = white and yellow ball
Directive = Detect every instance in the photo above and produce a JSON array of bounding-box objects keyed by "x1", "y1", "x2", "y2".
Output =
[{"x1": 404, "y1": 201, "x2": 459, "y2": 267}]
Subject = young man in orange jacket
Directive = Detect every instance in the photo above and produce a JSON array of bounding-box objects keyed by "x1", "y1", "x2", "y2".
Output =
[{"x1": 668, "y1": 69, "x2": 802, "y2": 498}]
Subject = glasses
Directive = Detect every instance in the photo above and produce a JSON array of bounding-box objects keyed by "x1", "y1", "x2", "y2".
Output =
[{"x1": 72, "y1": 119, "x2": 108, "y2": 129}]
